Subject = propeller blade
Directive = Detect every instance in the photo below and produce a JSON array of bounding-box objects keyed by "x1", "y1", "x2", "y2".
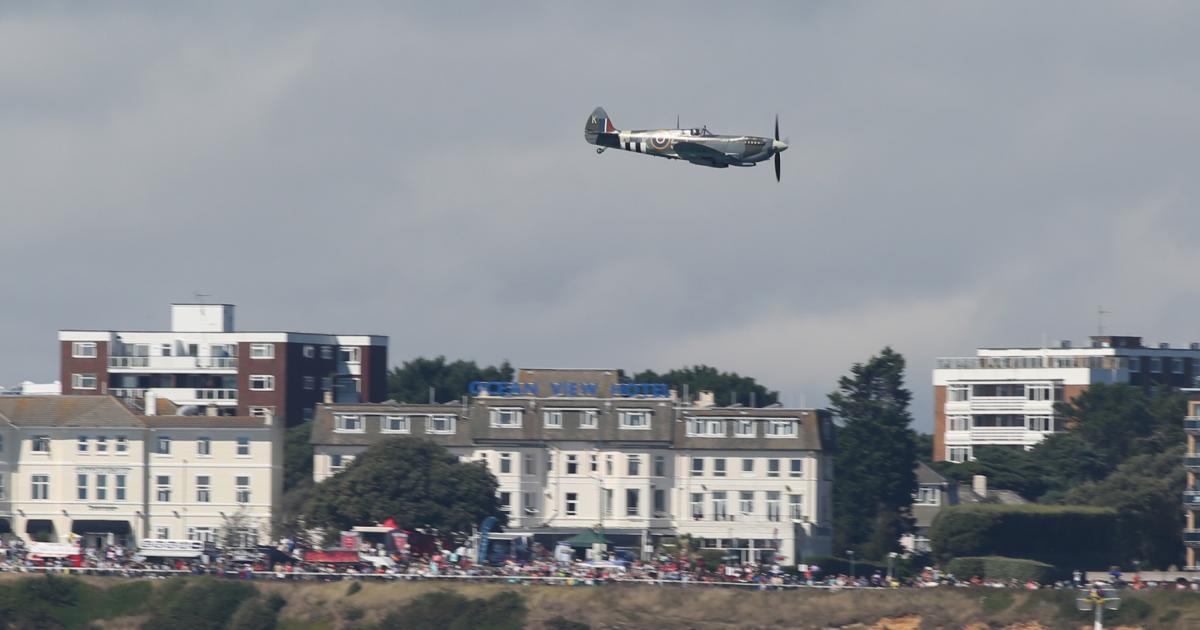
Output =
[
  {"x1": 775, "y1": 153, "x2": 781, "y2": 182},
  {"x1": 775, "y1": 115, "x2": 779, "y2": 141}
]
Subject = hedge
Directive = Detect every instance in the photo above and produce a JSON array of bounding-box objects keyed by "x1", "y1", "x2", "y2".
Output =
[
  {"x1": 945, "y1": 556, "x2": 1055, "y2": 583},
  {"x1": 929, "y1": 504, "x2": 1117, "y2": 570}
]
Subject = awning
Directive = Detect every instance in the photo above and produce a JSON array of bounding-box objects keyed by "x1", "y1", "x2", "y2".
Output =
[
  {"x1": 71, "y1": 520, "x2": 132, "y2": 535},
  {"x1": 303, "y1": 549, "x2": 361, "y2": 564},
  {"x1": 28, "y1": 542, "x2": 80, "y2": 558},
  {"x1": 565, "y1": 529, "x2": 612, "y2": 548},
  {"x1": 0, "y1": 519, "x2": 11, "y2": 534}
]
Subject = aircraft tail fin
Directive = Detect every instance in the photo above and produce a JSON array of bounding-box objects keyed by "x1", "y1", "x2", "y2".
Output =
[{"x1": 584, "y1": 107, "x2": 617, "y2": 143}]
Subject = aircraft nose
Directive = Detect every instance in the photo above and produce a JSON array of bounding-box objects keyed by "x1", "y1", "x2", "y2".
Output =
[{"x1": 772, "y1": 139, "x2": 789, "y2": 153}]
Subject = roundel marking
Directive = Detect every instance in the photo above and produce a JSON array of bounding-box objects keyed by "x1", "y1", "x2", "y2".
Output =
[{"x1": 650, "y1": 134, "x2": 671, "y2": 151}]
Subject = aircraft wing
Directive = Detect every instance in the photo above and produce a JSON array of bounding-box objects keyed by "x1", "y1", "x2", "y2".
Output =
[{"x1": 673, "y1": 141, "x2": 736, "y2": 167}]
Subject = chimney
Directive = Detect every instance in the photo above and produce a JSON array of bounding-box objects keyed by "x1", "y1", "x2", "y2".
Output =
[
  {"x1": 1159, "y1": 342, "x2": 1170, "y2": 349},
  {"x1": 696, "y1": 390, "x2": 716, "y2": 409},
  {"x1": 144, "y1": 391, "x2": 157, "y2": 416},
  {"x1": 1059, "y1": 340, "x2": 1072, "y2": 349},
  {"x1": 972, "y1": 474, "x2": 988, "y2": 499},
  {"x1": 323, "y1": 390, "x2": 334, "y2": 404}
]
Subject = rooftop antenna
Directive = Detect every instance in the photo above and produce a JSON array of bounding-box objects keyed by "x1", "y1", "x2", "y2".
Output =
[
  {"x1": 1097, "y1": 305, "x2": 1111, "y2": 336},
  {"x1": 676, "y1": 114, "x2": 680, "y2": 129}
]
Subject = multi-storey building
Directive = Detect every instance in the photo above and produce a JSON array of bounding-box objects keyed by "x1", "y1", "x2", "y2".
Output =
[
  {"x1": 311, "y1": 368, "x2": 834, "y2": 565},
  {"x1": 58, "y1": 303, "x2": 388, "y2": 425},
  {"x1": 0, "y1": 395, "x2": 282, "y2": 549},
  {"x1": 933, "y1": 335, "x2": 1200, "y2": 462},
  {"x1": 1184, "y1": 390, "x2": 1200, "y2": 570}
]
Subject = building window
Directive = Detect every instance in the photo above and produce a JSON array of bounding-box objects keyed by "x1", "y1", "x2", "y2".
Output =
[
  {"x1": 789, "y1": 494, "x2": 804, "y2": 519},
  {"x1": 331, "y1": 454, "x2": 355, "y2": 472},
  {"x1": 735, "y1": 419, "x2": 755, "y2": 437},
  {"x1": 383, "y1": 415, "x2": 410, "y2": 433},
  {"x1": 712, "y1": 491, "x2": 728, "y2": 520},
  {"x1": 116, "y1": 474, "x2": 126, "y2": 501},
  {"x1": 156, "y1": 476, "x2": 171, "y2": 502},
  {"x1": 94, "y1": 474, "x2": 107, "y2": 501},
  {"x1": 653, "y1": 455, "x2": 665, "y2": 477},
  {"x1": 566, "y1": 454, "x2": 579, "y2": 475},
  {"x1": 523, "y1": 492, "x2": 536, "y2": 514},
  {"x1": 687, "y1": 419, "x2": 725, "y2": 437},
  {"x1": 303, "y1": 376, "x2": 315, "y2": 390},
  {"x1": 95, "y1": 436, "x2": 107, "y2": 453},
  {"x1": 0, "y1": 474, "x2": 7, "y2": 500},
  {"x1": 72, "y1": 373, "x2": 97, "y2": 390},
  {"x1": 154, "y1": 527, "x2": 170, "y2": 540},
  {"x1": 713, "y1": 458, "x2": 726, "y2": 477},
  {"x1": 71, "y1": 342, "x2": 97, "y2": 358},
  {"x1": 77, "y1": 473, "x2": 88, "y2": 500},
  {"x1": 543, "y1": 411, "x2": 563, "y2": 429},
  {"x1": 948, "y1": 384, "x2": 969, "y2": 401},
  {"x1": 625, "y1": 489, "x2": 640, "y2": 517},
  {"x1": 77, "y1": 436, "x2": 89, "y2": 453},
  {"x1": 618, "y1": 410, "x2": 651, "y2": 429},
  {"x1": 249, "y1": 344, "x2": 274, "y2": 359},
  {"x1": 236, "y1": 437, "x2": 250, "y2": 456},
  {"x1": 739, "y1": 491, "x2": 754, "y2": 515},
  {"x1": 116, "y1": 436, "x2": 127, "y2": 453},
  {"x1": 1173, "y1": 358, "x2": 1184, "y2": 374},
  {"x1": 428, "y1": 416, "x2": 455, "y2": 434},
  {"x1": 302, "y1": 345, "x2": 315, "y2": 358},
  {"x1": 948, "y1": 415, "x2": 970, "y2": 431},
  {"x1": 590, "y1": 453, "x2": 598, "y2": 472},
  {"x1": 766, "y1": 491, "x2": 781, "y2": 521},
  {"x1": 31, "y1": 474, "x2": 49, "y2": 500},
  {"x1": 522, "y1": 453, "x2": 534, "y2": 475},
  {"x1": 742, "y1": 458, "x2": 754, "y2": 475},
  {"x1": 690, "y1": 493, "x2": 704, "y2": 520},
  {"x1": 653, "y1": 489, "x2": 666, "y2": 516},
  {"x1": 320, "y1": 345, "x2": 333, "y2": 360},
  {"x1": 196, "y1": 437, "x2": 211, "y2": 456},
  {"x1": 188, "y1": 527, "x2": 216, "y2": 543},
  {"x1": 498, "y1": 492, "x2": 511, "y2": 512},
  {"x1": 1027, "y1": 416, "x2": 1052, "y2": 432},
  {"x1": 236, "y1": 476, "x2": 250, "y2": 503},
  {"x1": 196, "y1": 476, "x2": 211, "y2": 503},
  {"x1": 948, "y1": 446, "x2": 972, "y2": 463},
  {"x1": 789, "y1": 459, "x2": 803, "y2": 478},
  {"x1": 490, "y1": 408, "x2": 523, "y2": 428},
  {"x1": 565, "y1": 492, "x2": 578, "y2": 516},
  {"x1": 627, "y1": 455, "x2": 641, "y2": 476},
  {"x1": 500, "y1": 453, "x2": 513, "y2": 474},
  {"x1": 579, "y1": 409, "x2": 598, "y2": 429},
  {"x1": 1026, "y1": 385, "x2": 1052, "y2": 401},
  {"x1": 335, "y1": 414, "x2": 364, "y2": 432},
  {"x1": 1129, "y1": 357, "x2": 1141, "y2": 372},
  {"x1": 32, "y1": 435, "x2": 50, "y2": 453},
  {"x1": 1150, "y1": 358, "x2": 1162, "y2": 373},
  {"x1": 156, "y1": 436, "x2": 171, "y2": 455},
  {"x1": 340, "y1": 346, "x2": 361, "y2": 363},
  {"x1": 766, "y1": 420, "x2": 797, "y2": 438},
  {"x1": 767, "y1": 459, "x2": 780, "y2": 478},
  {"x1": 691, "y1": 457, "x2": 704, "y2": 476},
  {"x1": 249, "y1": 375, "x2": 275, "y2": 391},
  {"x1": 914, "y1": 486, "x2": 941, "y2": 506}
]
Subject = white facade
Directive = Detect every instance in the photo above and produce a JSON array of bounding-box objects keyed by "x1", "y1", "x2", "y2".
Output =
[{"x1": 0, "y1": 396, "x2": 282, "y2": 550}]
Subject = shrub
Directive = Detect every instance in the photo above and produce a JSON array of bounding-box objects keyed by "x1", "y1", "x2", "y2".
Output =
[
  {"x1": 265, "y1": 592, "x2": 287, "y2": 613},
  {"x1": 946, "y1": 556, "x2": 1055, "y2": 583},
  {"x1": 143, "y1": 578, "x2": 258, "y2": 630},
  {"x1": 545, "y1": 616, "x2": 591, "y2": 630},
  {"x1": 981, "y1": 591, "x2": 1015, "y2": 615},
  {"x1": 930, "y1": 504, "x2": 1117, "y2": 569},
  {"x1": 229, "y1": 597, "x2": 279, "y2": 630},
  {"x1": 346, "y1": 581, "x2": 362, "y2": 596}
]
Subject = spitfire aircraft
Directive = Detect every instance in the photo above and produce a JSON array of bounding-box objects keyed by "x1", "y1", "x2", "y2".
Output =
[{"x1": 584, "y1": 107, "x2": 788, "y2": 181}]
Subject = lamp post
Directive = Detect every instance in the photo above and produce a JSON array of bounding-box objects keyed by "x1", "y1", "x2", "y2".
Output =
[
  {"x1": 1076, "y1": 585, "x2": 1120, "y2": 630},
  {"x1": 887, "y1": 551, "x2": 898, "y2": 582},
  {"x1": 847, "y1": 549, "x2": 855, "y2": 582}
]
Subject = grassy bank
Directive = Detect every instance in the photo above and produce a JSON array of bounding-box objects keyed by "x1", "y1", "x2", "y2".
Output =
[{"x1": 4, "y1": 574, "x2": 1200, "y2": 629}]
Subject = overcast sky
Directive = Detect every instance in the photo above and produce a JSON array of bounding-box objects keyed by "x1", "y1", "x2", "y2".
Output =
[{"x1": 3, "y1": 2, "x2": 1200, "y2": 430}]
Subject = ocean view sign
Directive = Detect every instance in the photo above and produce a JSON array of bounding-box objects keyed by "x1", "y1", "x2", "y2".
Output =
[{"x1": 468, "y1": 381, "x2": 670, "y2": 398}]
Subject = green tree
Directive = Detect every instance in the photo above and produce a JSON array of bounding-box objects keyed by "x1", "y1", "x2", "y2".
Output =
[
  {"x1": 387, "y1": 356, "x2": 513, "y2": 403},
  {"x1": 632, "y1": 364, "x2": 778, "y2": 406},
  {"x1": 283, "y1": 420, "x2": 313, "y2": 491},
  {"x1": 829, "y1": 347, "x2": 918, "y2": 559},
  {"x1": 1055, "y1": 383, "x2": 1158, "y2": 463},
  {"x1": 307, "y1": 437, "x2": 505, "y2": 533}
]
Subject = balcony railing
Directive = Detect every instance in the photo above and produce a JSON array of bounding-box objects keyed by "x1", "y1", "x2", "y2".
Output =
[
  {"x1": 1186, "y1": 418, "x2": 1200, "y2": 434},
  {"x1": 936, "y1": 356, "x2": 1127, "y2": 370},
  {"x1": 1187, "y1": 455, "x2": 1200, "y2": 470},
  {"x1": 109, "y1": 356, "x2": 238, "y2": 370},
  {"x1": 1185, "y1": 529, "x2": 1200, "y2": 546},
  {"x1": 1184, "y1": 491, "x2": 1200, "y2": 508},
  {"x1": 110, "y1": 388, "x2": 237, "y2": 404}
]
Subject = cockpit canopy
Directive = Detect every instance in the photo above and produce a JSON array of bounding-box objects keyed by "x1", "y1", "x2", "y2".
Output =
[{"x1": 688, "y1": 127, "x2": 714, "y2": 137}]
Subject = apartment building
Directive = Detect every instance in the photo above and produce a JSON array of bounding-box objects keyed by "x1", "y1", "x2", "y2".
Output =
[
  {"x1": 1184, "y1": 391, "x2": 1200, "y2": 570},
  {"x1": 0, "y1": 395, "x2": 282, "y2": 549},
  {"x1": 311, "y1": 368, "x2": 834, "y2": 565},
  {"x1": 59, "y1": 303, "x2": 388, "y2": 425},
  {"x1": 933, "y1": 335, "x2": 1200, "y2": 462}
]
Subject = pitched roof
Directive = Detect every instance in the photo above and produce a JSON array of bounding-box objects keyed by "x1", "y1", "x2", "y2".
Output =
[{"x1": 0, "y1": 396, "x2": 141, "y2": 428}]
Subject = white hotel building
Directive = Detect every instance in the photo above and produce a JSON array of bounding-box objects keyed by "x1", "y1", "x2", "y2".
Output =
[
  {"x1": 0, "y1": 396, "x2": 282, "y2": 550},
  {"x1": 311, "y1": 368, "x2": 834, "y2": 565},
  {"x1": 934, "y1": 335, "x2": 1200, "y2": 462}
]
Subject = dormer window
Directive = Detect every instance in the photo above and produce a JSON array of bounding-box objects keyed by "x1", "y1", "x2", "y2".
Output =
[{"x1": 334, "y1": 414, "x2": 364, "y2": 432}]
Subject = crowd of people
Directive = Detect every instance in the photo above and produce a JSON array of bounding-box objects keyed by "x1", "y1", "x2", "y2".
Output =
[{"x1": 1, "y1": 536, "x2": 1198, "y2": 592}]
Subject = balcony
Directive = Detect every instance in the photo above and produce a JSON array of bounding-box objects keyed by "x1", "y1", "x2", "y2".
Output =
[
  {"x1": 1185, "y1": 491, "x2": 1200, "y2": 509},
  {"x1": 936, "y1": 356, "x2": 1127, "y2": 370},
  {"x1": 1186, "y1": 417, "x2": 1200, "y2": 434},
  {"x1": 1187, "y1": 455, "x2": 1200, "y2": 471},
  {"x1": 1185, "y1": 529, "x2": 1200, "y2": 547},
  {"x1": 111, "y1": 387, "x2": 237, "y2": 406},
  {"x1": 108, "y1": 356, "x2": 238, "y2": 372}
]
